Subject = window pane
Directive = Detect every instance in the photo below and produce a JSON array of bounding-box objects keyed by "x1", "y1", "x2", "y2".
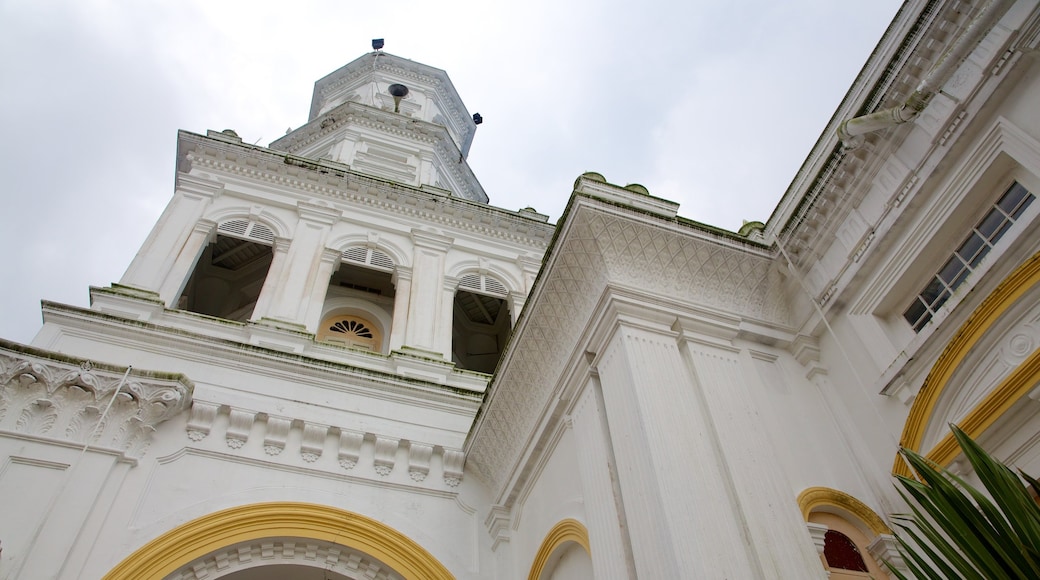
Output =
[
  {"x1": 914, "y1": 311, "x2": 933, "y2": 332},
  {"x1": 904, "y1": 298, "x2": 928, "y2": 327},
  {"x1": 938, "y1": 255, "x2": 967, "y2": 287},
  {"x1": 920, "y1": 277, "x2": 945, "y2": 307},
  {"x1": 1010, "y1": 192, "x2": 1034, "y2": 220},
  {"x1": 998, "y1": 182, "x2": 1029, "y2": 216},
  {"x1": 976, "y1": 208, "x2": 1006, "y2": 240},
  {"x1": 957, "y1": 232, "x2": 987, "y2": 266},
  {"x1": 931, "y1": 288, "x2": 951, "y2": 311}
]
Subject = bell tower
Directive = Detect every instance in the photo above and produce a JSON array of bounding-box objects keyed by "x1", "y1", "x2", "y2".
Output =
[{"x1": 269, "y1": 51, "x2": 487, "y2": 202}]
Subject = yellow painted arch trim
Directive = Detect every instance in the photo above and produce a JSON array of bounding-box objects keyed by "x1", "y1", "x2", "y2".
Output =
[
  {"x1": 797, "y1": 487, "x2": 891, "y2": 535},
  {"x1": 527, "y1": 518, "x2": 591, "y2": 580},
  {"x1": 102, "y1": 502, "x2": 454, "y2": 580},
  {"x1": 894, "y1": 251, "x2": 1040, "y2": 477}
]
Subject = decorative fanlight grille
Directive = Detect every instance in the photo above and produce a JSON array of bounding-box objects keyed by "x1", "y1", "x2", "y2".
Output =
[
  {"x1": 329, "y1": 319, "x2": 374, "y2": 338},
  {"x1": 217, "y1": 219, "x2": 275, "y2": 244},
  {"x1": 458, "y1": 273, "x2": 508, "y2": 297},
  {"x1": 342, "y1": 247, "x2": 394, "y2": 272}
]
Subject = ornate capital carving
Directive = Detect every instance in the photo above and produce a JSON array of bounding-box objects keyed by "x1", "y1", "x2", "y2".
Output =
[{"x1": 0, "y1": 342, "x2": 192, "y2": 460}]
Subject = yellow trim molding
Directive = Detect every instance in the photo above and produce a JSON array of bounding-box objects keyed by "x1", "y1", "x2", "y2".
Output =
[
  {"x1": 895, "y1": 251, "x2": 1040, "y2": 477},
  {"x1": 102, "y1": 502, "x2": 454, "y2": 580},
  {"x1": 527, "y1": 518, "x2": 591, "y2": 580},
  {"x1": 797, "y1": 487, "x2": 891, "y2": 535}
]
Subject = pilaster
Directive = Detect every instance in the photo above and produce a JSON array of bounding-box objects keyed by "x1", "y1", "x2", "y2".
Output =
[
  {"x1": 256, "y1": 202, "x2": 341, "y2": 329},
  {"x1": 120, "y1": 175, "x2": 223, "y2": 293},
  {"x1": 404, "y1": 229, "x2": 453, "y2": 355},
  {"x1": 388, "y1": 267, "x2": 412, "y2": 352},
  {"x1": 157, "y1": 218, "x2": 217, "y2": 307},
  {"x1": 302, "y1": 248, "x2": 345, "y2": 333},
  {"x1": 570, "y1": 379, "x2": 633, "y2": 579},
  {"x1": 674, "y1": 318, "x2": 827, "y2": 578},
  {"x1": 250, "y1": 237, "x2": 291, "y2": 323},
  {"x1": 593, "y1": 313, "x2": 755, "y2": 578}
]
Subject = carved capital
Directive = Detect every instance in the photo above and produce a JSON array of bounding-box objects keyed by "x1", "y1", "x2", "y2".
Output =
[{"x1": 0, "y1": 342, "x2": 192, "y2": 460}]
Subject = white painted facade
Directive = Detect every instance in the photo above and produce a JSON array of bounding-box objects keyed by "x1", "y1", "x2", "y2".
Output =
[{"x1": 3, "y1": 1, "x2": 1040, "y2": 578}]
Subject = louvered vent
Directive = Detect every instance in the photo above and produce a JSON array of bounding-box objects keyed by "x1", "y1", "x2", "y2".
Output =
[
  {"x1": 341, "y1": 247, "x2": 395, "y2": 272},
  {"x1": 458, "y1": 273, "x2": 508, "y2": 297},
  {"x1": 218, "y1": 220, "x2": 275, "y2": 244}
]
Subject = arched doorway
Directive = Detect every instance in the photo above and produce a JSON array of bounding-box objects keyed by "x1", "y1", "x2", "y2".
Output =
[{"x1": 104, "y1": 502, "x2": 453, "y2": 580}]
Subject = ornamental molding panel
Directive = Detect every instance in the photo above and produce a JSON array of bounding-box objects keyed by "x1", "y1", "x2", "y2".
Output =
[
  {"x1": 0, "y1": 341, "x2": 192, "y2": 461},
  {"x1": 468, "y1": 195, "x2": 794, "y2": 498},
  {"x1": 183, "y1": 400, "x2": 466, "y2": 489},
  {"x1": 166, "y1": 537, "x2": 403, "y2": 580},
  {"x1": 179, "y1": 132, "x2": 552, "y2": 247},
  {"x1": 45, "y1": 297, "x2": 489, "y2": 406}
]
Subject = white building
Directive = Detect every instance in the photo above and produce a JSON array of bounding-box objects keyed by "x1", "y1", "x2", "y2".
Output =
[{"x1": 2, "y1": 1, "x2": 1040, "y2": 578}]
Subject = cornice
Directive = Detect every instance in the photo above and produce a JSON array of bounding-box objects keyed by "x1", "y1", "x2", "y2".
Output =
[
  {"x1": 769, "y1": 0, "x2": 973, "y2": 255},
  {"x1": 273, "y1": 101, "x2": 444, "y2": 154},
  {"x1": 39, "y1": 300, "x2": 482, "y2": 412},
  {"x1": 0, "y1": 339, "x2": 192, "y2": 461},
  {"x1": 178, "y1": 131, "x2": 552, "y2": 248}
]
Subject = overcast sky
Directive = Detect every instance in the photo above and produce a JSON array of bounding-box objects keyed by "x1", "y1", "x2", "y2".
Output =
[{"x1": 0, "y1": 0, "x2": 902, "y2": 345}]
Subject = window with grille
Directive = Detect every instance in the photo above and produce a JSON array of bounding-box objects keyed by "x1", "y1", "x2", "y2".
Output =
[
  {"x1": 342, "y1": 246, "x2": 395, "y2": 272},
  {"x1": 458, "y1": 273, "x2": 508, "y2": 297},
  {"x1": 317, "y1": 315, "x2": 381, "y2": 351},
  {"x1": 217, "y1": 219, "x2": 275, "y2": 244},
  {"x1": 903, "y1": 182, "x2": 1034, "y2": 332}
]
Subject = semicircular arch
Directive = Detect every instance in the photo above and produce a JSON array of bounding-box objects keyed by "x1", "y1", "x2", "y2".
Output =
[
  {"x1": 204, "y1": 207, "x2": 292, "y2": 240},
  {"x1": 895, "y1": 250, "x2": 1040, "y2": 476},
  {"x1": 526, "y1": 518, "x2": 591, "y2": 580},
  {"x1": 103, "y1": 502, "x2": 454, "y2": 580},
  {"x1": 328, "y1": 234, "x2": 410, "y2": 269},
  {"x1": 449, "y1": 262, "x2": 521, "y2": 295},
  {"x1": 796, "y1": 487, "x2": 891, "y2": 536}
]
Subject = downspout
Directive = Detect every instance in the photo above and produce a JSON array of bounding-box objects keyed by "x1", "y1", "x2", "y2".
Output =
[{"x1": 838, "y1": 0, "x2": 1013, "y2": 145}]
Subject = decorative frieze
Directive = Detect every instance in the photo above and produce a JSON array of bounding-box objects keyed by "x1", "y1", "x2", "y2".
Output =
[
  {"x1": 300, "y1": 424, "x2": 327, "y2": 462},
  {"x1": 408, "y1": 442, "x2": 433, "y2": 482},
  {"x1": 184, "y1": 401, "x2": 462, "y2": 487},
  {"x1": 338, "y1": 430, "x2": 364, "y2": 470},
  {"x1": 167, "y1": 538, "x2": 403, "y2": 580},
  {"x1": 225, "y1": 409, "x2": 255, "y2": 449},
  {"x1": 373, "y1": 436, "x2": 399, "y2": 476},
  {"x1": 263, "y1": 416, "x2": 291, "y2": 455},
  {"x1": 0, "y1": 342, "x2": 192, "y2": 461}
]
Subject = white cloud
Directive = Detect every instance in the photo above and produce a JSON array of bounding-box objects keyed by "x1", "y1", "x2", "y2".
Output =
[{"x1": 0, "y1": 0, "x2": 902, "y2": 344}]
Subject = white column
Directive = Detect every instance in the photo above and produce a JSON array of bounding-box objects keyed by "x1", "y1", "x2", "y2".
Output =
[
  {"x1": 388, "y1": 267, "x2": 412, "y2": 352},
  {"x1": 439, "y1": 277, "x2": 458, "y2": 359},
  {"x1": 250, "y1": 237, "x2": 290, "y2": 322},
  {"x1": 120, "y1": 175, "x2": 222, "y2": 293},
  {"x1": 404, "y1": 229, "x2": 452, "y2": 355},
  {"x1": 675, "y1": 319, "x2": 827, "y2": 578},
  {"x1": 258, "y1": 201, "x2": 340, "y2": 328},
  {"x1": 595, "y1": 317, "x2": 757, "y2": 578},
  {"x1": 570, "y1": 379, "x2": 634, "y2": 579},
  {"x1": 156, "y1": 218, "x2": 216, "y2": 307},
  {"x1": 301, "y1": 248, "x2": 344, "y2": 333}
]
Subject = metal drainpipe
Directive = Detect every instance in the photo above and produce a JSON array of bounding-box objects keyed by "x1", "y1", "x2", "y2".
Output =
[{"x1": 837, "y1": 0, "x2": 1013, "y2": 145}]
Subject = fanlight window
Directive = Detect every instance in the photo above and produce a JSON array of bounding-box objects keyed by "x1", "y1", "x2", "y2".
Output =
[
  {"x1": 317, "y1": 315, "x2": 381, "y2": 351},
  {"x1": 342, "y1": 247, "x2": 394, "y2": 272},
  {"x1": 458, "y1": 273, "x2": 508, "y2": 297},
  {"x1": 329, "y1": 319, "x2": 373, "y2": 338},
  {"x1": 217, "y1": 219, "x2": 275, "y2": 244}
]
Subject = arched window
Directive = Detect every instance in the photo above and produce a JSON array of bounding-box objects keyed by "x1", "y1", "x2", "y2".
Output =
[
  {"x1": 317, "y1": 315, "x2": 381, "y2": 351},
  {"x1": 823, "y1": 529, "x2": 869, "y2": 573},
  {"x1": 176, "y1": 219, "x2": 275, "y2": 322},
  {"x1": 452, "y1": 273, "x2": 511, "y2": 374}
]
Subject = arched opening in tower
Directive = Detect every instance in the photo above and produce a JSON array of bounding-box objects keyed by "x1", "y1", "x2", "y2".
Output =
[
  {"x1": 176, "y1": 234, "x2": 273, "y2": 322},
  {"x1": 452, "y1": 286, "x2": 511, "y2": 374}
]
